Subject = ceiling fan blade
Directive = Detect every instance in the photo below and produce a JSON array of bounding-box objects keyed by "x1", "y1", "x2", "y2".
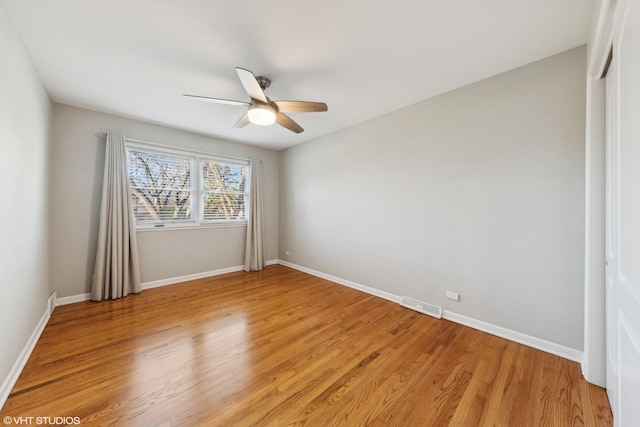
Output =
[
  {"x1": 276, "y1": 112, "x2": 304, "y2": 134},
  {"x1": 183, "y1": 94, "x2": 249, "y2": 107},
  {"x1": 234, "y1": 112, "x2": 250, "y2": 128},
  {"x1": 236, "y1": 68, "x2": 268, "y2": 103},
  {"x1": 273, "y1": 101, "x2": 328, "y2": 113}
]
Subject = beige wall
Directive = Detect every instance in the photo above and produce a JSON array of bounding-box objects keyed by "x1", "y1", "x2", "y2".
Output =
[
  {"x1": 0, "y1": 4, "x2": 52, "y2": 394},
  {"x1": 50, "y1": 105, "x2": 279, "y2": 297},
  {"x1": 279, "y1": 46, "x2": 587, "y2": 350}
]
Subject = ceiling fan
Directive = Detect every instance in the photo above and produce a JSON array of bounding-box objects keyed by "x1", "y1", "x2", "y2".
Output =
[{"x1": 184, "y1": 68, "x2": 328, "y2": 134}]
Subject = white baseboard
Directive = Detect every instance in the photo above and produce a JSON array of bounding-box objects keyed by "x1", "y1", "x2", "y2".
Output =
[
  {"x1": 56, "y1": 293, "x2": 91, "y2": 306},
  {"x1": 441, "y1": 310, "x2": 583, "y2": 363},
  {"x1": 56, "y1": 260, "x2": 280, "y2": 306},
  {"x1": 0, "y1": 293, "x2": 55, "y2": 410},
  {"x1": 277, "y1": 260, "x2": 402, "y2": 304},
  {"x1": 277, "y1": 260, "x2": 583, "y2": 364},
  {"x1": 141, "y1": 265, "x2": 245, "y2": 290}
]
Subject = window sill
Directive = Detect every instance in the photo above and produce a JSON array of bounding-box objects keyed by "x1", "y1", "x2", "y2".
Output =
[{"x1": 135, "y1": 221, "x2": 247, "y2": 232}]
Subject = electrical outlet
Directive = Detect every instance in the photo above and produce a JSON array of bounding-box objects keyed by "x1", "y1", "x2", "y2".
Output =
[
  {"x1": 445, "y1": 291, "x2": 459, "y2": 301},
  {"x1": 285, "y1": 250, "x2": 290, "y2": 256}
]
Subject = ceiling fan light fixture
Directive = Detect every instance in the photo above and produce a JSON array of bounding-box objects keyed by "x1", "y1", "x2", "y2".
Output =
[{"x1": 247, "y1": 103, "x2": 276, "y2": 126}]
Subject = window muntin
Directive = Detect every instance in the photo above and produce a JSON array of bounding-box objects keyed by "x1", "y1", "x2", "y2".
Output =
[{"x1": 126, "y1": 144, "x2": 249, "y2": 228}]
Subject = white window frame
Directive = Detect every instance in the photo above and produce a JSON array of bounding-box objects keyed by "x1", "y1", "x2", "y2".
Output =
[{"x1": 126, "y1": 140, "x2": 250, "y2": 230}]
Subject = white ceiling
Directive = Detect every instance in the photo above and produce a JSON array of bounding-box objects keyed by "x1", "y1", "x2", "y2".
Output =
[{"x1": 2, "y1": 0, "x2": 593, "y2": 150}]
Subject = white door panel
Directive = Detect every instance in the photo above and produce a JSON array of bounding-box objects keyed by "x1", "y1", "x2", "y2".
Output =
[
  {"x1": 606, "y1": 0, "x2": 640, "y2": 424},
  {"x1": 605, "y1": 48, "x2": 619, "y2": 418}
]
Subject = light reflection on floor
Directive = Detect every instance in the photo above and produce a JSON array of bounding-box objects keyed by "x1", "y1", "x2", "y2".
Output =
[{"x1": 123, "y1": 306, "x2": 252, "y2": 423}]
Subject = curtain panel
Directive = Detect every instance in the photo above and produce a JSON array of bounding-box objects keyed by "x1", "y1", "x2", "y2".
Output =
[
  {"x1": 91, "y1": 131, "x2": 141, "y2": 301},
  {"x1": 244, "y1": 158, "x2": 265, "y2": 271}
]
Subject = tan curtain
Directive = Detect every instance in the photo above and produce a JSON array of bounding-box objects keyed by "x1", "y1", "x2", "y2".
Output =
[
  {"x1": 91, "y1": 131, "x2": 141, "y2": 301},
  {"x1": 244, "y1": 159, "x2": 265, "y2": 271}
]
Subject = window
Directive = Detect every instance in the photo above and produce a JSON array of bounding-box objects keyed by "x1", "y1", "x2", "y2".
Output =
[{"x1": 127, "y1": 143, "x2": 249, "y2": 228}]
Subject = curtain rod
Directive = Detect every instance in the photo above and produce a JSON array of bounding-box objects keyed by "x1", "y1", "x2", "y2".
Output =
[{"x1": 95, "y1": 132, "x2": 252, "y2": 163}]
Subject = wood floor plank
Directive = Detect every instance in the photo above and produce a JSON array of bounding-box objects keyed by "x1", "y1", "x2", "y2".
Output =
[{"x1": 0, "y1": 265, "x2": 612, "y2": 426}]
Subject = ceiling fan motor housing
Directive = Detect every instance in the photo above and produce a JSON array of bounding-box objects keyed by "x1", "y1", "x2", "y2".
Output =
[{"x1": 255, "y1": 76, "x2": 271, "y2": 90}]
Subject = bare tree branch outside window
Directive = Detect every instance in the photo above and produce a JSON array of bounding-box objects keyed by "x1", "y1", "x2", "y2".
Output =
[
  {"x1": 201, "y1": 161, "x2": 246, "y2": 220},
  {"x1": 128, "y1": 151, "x2": 193, "y2": 223}
]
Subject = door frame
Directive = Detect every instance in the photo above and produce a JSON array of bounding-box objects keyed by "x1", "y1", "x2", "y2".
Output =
[{"x1": 584, "y1": 0, "x2": 619, "y2": 387}]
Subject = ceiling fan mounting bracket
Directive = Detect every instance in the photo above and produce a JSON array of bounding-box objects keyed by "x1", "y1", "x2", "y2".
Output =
[{"x1": 255, "y1": 76, "x2": 271, "y2": 90}]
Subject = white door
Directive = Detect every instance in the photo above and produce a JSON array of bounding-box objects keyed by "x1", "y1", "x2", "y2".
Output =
[
  {"x1": 605, "y1": 0, "x2": 640, "y2": 424},
  {"x1": 605, "y1": 46, "x2": 618, "y2": 420}
]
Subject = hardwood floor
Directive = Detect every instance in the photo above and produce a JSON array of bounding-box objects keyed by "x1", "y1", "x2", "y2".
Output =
[{"x1": 2, "y1": 265, "x2": 611, "y2": 426}]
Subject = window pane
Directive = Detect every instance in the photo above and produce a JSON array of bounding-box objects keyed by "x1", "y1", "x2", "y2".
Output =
[
  {"x1": 202, "y1": 162, "x2": 245, "y2": 192},
  {"x1": 201, "y1": 161, "x2": 247, "y2": 221},
  {"x1": 130, "y1": 189, "x2": 192, "y2": 222},
  {"x1": 202, "y1": 192, "x2": 245, "y2": 220},
  {"x1": 128, "y1": 151, "x2": 193, "y2": 223}
]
